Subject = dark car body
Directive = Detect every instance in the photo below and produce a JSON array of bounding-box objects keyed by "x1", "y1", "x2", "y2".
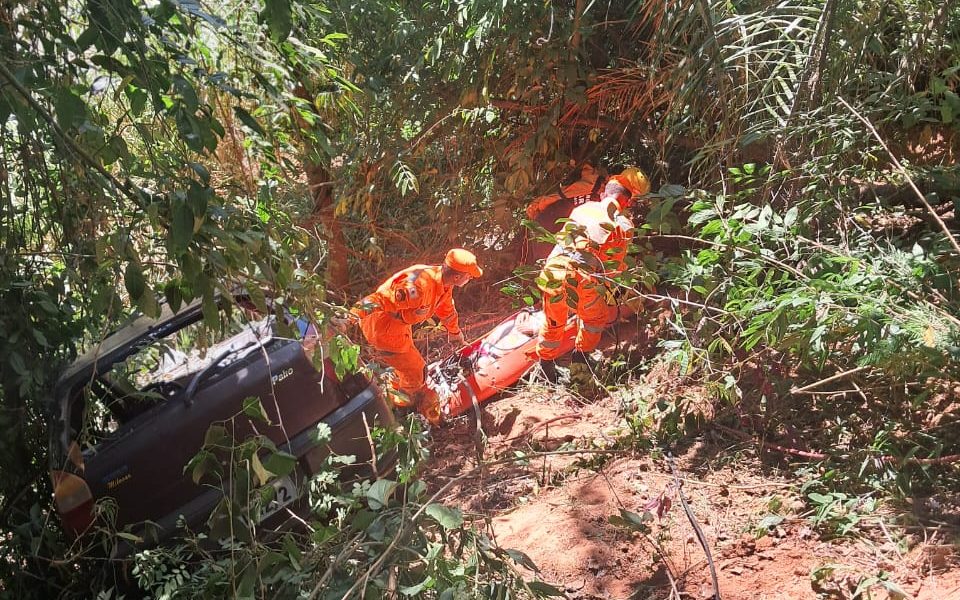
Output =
[{"x1": 48, "y1": 298, "x2": 395, "y2": 552}]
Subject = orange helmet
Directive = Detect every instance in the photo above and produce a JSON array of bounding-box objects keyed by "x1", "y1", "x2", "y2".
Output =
[
  {"x1": 444, "y1": 248, "x2": 483, "y2": 278},
  {"x1": 613, "y1": 167, "x2": 651, "y2": 197}
]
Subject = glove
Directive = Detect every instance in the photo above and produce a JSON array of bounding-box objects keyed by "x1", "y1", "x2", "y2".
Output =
[
  {"x1": 329, "y1": 314, "x2": 355, "y2": 331},
  {"x1": 448, "y1": 331, "x2": 466, "y2": 346}
]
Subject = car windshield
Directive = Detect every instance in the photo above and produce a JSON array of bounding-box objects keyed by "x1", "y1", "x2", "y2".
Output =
[{"x1": 74, "y1": 309, "x2": 275, "y2": 451}]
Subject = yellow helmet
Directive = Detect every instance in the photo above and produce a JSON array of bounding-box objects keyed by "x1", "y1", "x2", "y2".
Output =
[{"x1": 615, "y1": 167, "x2": 651, "y2": 197}]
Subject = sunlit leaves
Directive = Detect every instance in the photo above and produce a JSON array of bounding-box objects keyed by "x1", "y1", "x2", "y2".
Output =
[{"x1": 423, "y1": 503, "x2": 464, "y2": 529}]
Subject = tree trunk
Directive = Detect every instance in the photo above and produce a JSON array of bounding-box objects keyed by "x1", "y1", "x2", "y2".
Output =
[
  {"x1": 304, "y1": 160, "x2": 350, "y2": 292},
  {"x1": 292, "y1": 85, "x2": 350, "y2": 293}
]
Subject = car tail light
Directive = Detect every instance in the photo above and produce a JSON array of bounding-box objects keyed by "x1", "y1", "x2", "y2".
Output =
[{"x1": 50, "y1": 470, "x2": 94, "y2": 535}]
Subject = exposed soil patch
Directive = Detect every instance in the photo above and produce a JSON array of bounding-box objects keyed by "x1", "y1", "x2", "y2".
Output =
[{"x1": 421, "y1": 328, "x2": 960, "y2": 600}]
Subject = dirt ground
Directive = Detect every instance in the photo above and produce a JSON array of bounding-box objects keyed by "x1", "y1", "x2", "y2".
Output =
[{"x1": 423, "y1": 372, "x2": 960, "y2": 600}]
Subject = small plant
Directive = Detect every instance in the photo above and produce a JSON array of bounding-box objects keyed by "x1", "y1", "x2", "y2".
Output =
[
  {"x1": 811, "y1": 564, "x2": 910, "y2": 600},
  {"x1": 803, "y1": 489, "x2": 877, "y2": 538}
]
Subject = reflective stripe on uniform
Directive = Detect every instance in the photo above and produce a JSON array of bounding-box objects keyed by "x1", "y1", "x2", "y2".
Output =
[
  {"x1": 539, "y1": 339, "x2": 562, "y2": 348},
  {"x1": 581, "y1": 322, "x2": 605, "y2": 334}
]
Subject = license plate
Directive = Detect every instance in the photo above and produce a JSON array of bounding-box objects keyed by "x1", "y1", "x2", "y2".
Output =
[{"x1": 259, "y1": 476, "x2": 298, "y2": 522}]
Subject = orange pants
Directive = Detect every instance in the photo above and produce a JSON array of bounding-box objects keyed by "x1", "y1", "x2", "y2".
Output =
[
  {"x1": 358, "y1": 311, "x2": 425, "y2": 395},
  {"x1": 536, "y1": 256, "x2": 611, "y2": 360}
]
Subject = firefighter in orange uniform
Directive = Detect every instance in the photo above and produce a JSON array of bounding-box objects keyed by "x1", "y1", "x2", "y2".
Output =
[
  {"x1": 351, "y1": 249, "x2": 483, "y2": 424},
  {"x1": 535, "y1": 168, "x2": 651, "y2": 386}
]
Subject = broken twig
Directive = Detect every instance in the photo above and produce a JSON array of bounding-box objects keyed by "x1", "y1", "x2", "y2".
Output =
[{"x1": 668, "y1": 454, "x2": 721, "y2": 600}]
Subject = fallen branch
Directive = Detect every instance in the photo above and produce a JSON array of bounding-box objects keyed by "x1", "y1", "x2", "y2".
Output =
[{"x1": 790, "y1": 366, "x2": 869, "y2": 394}]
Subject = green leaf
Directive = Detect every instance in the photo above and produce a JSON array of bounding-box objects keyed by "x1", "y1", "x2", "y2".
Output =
[
  {"x1": 75, "y1": 26, "x2": 98, "y2": 50},
  {"x1": 54, "y1": 90, "x2": 86, "y2": 128},
  {"x1": 164, "y1": 281, "x2": 183, "y2": 313},
  {"x1": 758, "y1": 514, "x2": 785, "y2": 530},
  {"x1": 527, "y1": 580, "x2": 566, "y2": 597},
  {"x1": 351, "y1": 509, "x2": 376, "y2": 530},
  {"x1": 138, "y1": 286, "x2": 160, "y2": 318},
  {"x1": 941, "y1": 101, "x2": 953, "y2": 124},
  {"x1": 246, "y1": 284, "x2": 268, "y2": 315},
  {"x1": 31, "y1": 329, "x2": 48, "y2": 347},
  {"x1": 264, "y1": 0, "x2": 292, "y2": 42},
  {"x1": 366, "y1": 479, "x2": 398, "y2": 510},
  {"x1": 201, "y1": 289, "x2": 219, "y2": 330},
  {"x1": 881, "y1": 579, "x2": 911, "y2": 600},
  {"x1": 115, "y1": 531, "x2": 143, "y2": 543},
  {"x1": 608, "y1": 507, "x2": 653, "y2": 531},
  {"x1": 126, "y1": 86, "x2": 148, "y2": 116},
  {"x1": 399, "y1": 576, "x2": 435, "y2": 596},
  {"x1": 330, "y1": 335, "x2": 360, "y2": 379},
  {"x1": 234, "y1": 106, "x2": 266, "y2": 136},
  {"x1": 424, "y1": 503, "x2": 464, "y2": 529},
  {"x1": 188, "y1": 162, "x2": 210, "y2": 184},
  {"x1": 203, "y1": 424, "x2": 229, "y2": 448},
  {"x1": 620, "y1": 508, "x2": 653, "y2": 527},
  {"x1": 8, "y1": 353, "x2": 26, "y2": 376},
  {"x1": 242, "y1": 396, "x2": 271, "y2": 424},
  {"x1": 124, "y1": 262, "x2": 146, "y2": 300},
  {"x1": 237, "y1": 562, "x2": 257, "y2": 599},
  {"x1": 784, "y1": 206, "x2": 799, "y2": 227},
  {"x1": 172, "y1": 76, "x2": 199, "y2": 111},
  {"x1": 170, "y1": 201, "x2": 195, "y2": 254},
  {"x1": 505, "y1": 549, "x2": 540, "y2": 572},
  {"x1": 187, "y1": 449, "x2": 220, "y2": 484},
  {"x1": 808, "y1": 492, "x2": 833, "y2": 505},
  {"x1": 262, "y1": 451, "x2": 297, "y2": 478}
]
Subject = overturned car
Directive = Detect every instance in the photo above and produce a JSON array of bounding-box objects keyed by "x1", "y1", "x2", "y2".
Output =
[{"x1": 48, "y1": 297, "x2": 395, "y2": 552}]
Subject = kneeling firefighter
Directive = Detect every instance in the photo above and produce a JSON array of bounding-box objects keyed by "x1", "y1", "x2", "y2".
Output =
[
  {"x1": 534, "y1": 168, "x2": 651, "y2": 389},
  {"x1": 351, "y1": 249, "x2": 483, "y2": 424}
]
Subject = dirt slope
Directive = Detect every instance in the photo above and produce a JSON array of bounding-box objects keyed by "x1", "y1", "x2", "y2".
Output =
[{"x1": 423, "y1": 379, "x2": 960, "y2": 599}]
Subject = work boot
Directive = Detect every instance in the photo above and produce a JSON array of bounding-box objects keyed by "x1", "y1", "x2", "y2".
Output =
[
  {"x1": 387, "y1": 388, "x2": 414, "y2": 409},
  {"x1": 414, "y1": 388, "x2": 442, "y2": 427},
  {"x1": 568, "y1": 351, "x2": 600, "y2": 398},
  {"x1": 539, "y1": 359, "x2": 559, "y2": 384}
]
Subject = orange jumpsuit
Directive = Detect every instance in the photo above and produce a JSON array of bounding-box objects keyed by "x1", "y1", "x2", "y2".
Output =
[
  {"x1": 351, "y1": 265, "x2": 461, "y2": 395},
  {"x1": 526, "y1": 163, "x2": 603, "y2": 219},
  {"x1": 536, "y1": 197, "x2": 633, "y2": 360}
]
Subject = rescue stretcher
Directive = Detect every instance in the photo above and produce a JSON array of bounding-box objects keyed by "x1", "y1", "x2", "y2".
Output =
[{"x1": 428, "y1": 304, "x2": 618, "y2": 419}]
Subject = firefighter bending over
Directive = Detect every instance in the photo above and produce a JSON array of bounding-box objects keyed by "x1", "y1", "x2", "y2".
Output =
[
  {"x1": 535, "y1": 168, "x2": 651, "y2": 390},
  {"x1": 351, "y1": 248, "x2": 483, "y2": 424}
]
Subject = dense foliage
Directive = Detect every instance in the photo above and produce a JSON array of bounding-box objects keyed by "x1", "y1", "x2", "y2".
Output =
[{"x1": 1, "y1": 0, "x2": 958, "y2": 597}]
